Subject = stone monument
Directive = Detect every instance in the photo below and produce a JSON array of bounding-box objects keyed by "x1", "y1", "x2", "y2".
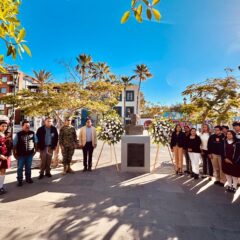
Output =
[
  {"x1": 125, "y1": 114, "x2": 144, "y2": 135},
  {"x1": 121, "y1": 114, "x2": 151, "y2": 173}
]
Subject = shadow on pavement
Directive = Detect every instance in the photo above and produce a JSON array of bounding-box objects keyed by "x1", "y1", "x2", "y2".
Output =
[{"x1": 1, "y1": 163, "x2": 240, "y2": 240}]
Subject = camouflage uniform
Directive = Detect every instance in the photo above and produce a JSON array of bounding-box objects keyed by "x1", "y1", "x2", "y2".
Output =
[{"x1": 59, "y1": 125, "x2": 77, "y2": 167}]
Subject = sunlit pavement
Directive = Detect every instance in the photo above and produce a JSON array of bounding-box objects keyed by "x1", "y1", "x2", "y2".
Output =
[{"x1": 1, "y1": 142, "x2": 240, "y2": 240}]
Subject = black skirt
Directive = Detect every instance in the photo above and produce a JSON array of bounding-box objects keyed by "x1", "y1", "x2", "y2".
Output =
[{"x1": 0, "y1": 159, "x2": 8, "y2": 170}]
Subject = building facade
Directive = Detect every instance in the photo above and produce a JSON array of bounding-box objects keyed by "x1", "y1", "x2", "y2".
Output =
[
  {"x1": 0, "y1": 67, "x2": 38, "y2": 124},
  {"x1": 114, "y1": 85, "x2": 140, "y2": 122}
]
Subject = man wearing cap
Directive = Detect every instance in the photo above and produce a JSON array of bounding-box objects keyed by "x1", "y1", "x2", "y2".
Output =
[
  {"x1": 36, "y1": 117, "x2": 58, "y2": 179},
  {"x1": 79, "y1": 118, "x2": 97, "y2": 172},
  {"x1": 59, "y1": 117, "x2": 77, "y2": 175}
]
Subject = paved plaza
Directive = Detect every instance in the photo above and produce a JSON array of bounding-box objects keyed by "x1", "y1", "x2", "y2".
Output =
[{"x1": 1, "y1": 142, "x2": 240, "y2": 240}]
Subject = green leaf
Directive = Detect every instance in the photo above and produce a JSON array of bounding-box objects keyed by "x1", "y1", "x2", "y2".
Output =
[
  {"x1": 143, "y1": 0, "x2": 149, "y2": 6},
  {"x1": 7, "y1": 45, "x2": 13, "y2": 56},
  {"x1": 121, "y1": 11, "x2": 131, "y2": 24},
  {"x1": 134, "y1": 11, "x2": 143, "y2": 23},
  {"x1": 22, "y1": 44, "x2": 32, "y2": 57},
  {"x1": 0, "y1": 65, "x2": 7, "y2": 73},
  {"x1": 0, "y1": 55, "x2": 4, "y2": 63},
  {"x1": 152, "y1": 0, "x2": 161, "y2": 6},
  {"x1": 137, "y1": 4, "x2": 143, "y2": 15},
  {"x1": 131, "y1": 0, "x2": 136, "y2": 7},
  {"x1": 152, "y1": 8, "x2": 161, "y2": 21},
  {"x1": 17, "y1": 28, "x2": 26, "y2": 42},
  {"x1": 147, "y1": 8, "x2": 152, "y2": 20}
]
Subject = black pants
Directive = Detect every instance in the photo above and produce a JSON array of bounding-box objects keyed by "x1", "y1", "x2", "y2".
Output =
[
  {"x1": 83, "y1": 142, "x2": 94, "y2": 169},
  {"x1": 184, "y1": 150, "x2": 192, "y2": 173},
  {"x1": 202, "y1": 150, "x2": 213, "y2": 176}
]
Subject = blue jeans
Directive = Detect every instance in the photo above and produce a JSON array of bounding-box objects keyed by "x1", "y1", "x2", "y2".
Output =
[{"x1": 17, "y1": 155, "x2": 33, "y2": 182}]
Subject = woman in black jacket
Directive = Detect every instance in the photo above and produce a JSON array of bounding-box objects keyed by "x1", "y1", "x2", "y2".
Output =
[
  {"x1": 222, "y1": 130, "x2": 240, "y2": 193},
  {"x1": 187, "y1": 128, "x2": 202, "y2": 179},
  {"x1": 170, "y1": 124, "x2": 185, "y2": 175}
]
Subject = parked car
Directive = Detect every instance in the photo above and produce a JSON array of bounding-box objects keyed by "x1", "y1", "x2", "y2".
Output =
[{"x1": 144, "y1": 120, "x2": 152, "y2": 130}]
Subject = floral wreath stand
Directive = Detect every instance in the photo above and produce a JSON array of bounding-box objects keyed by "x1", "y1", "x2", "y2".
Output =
[
  {"x1": 95, "y1": 141, "x2": 120, "y2": 171},
  {"x1": 153, "y1": 143, "x2": 175, "y2": 170}
]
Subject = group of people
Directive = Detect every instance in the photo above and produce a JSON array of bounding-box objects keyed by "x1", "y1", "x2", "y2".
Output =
[
  {"x1": 170, "y1": 122, "x2": 240, "y2": 193},
  {"x1": 0, "y1": 116, "x2": 97, "y2": 194}
]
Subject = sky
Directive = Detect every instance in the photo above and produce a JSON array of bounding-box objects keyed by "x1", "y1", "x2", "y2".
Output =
[{"x1": 3, "y1": 0, "x2": 240, "y2": 105}]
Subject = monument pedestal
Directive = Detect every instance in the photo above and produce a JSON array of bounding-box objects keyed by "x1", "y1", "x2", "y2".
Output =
[{"x1": 121, "y1": 135, "x2": 150, "y2": 173}]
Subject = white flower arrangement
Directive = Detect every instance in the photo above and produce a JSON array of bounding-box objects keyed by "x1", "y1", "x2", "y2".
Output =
[
  {"x1": 97, "y1": 115, "x2": 124, "y2": 144},
  {"x1": 148, "y1": 117, "x2": 174, "y2": 146}
]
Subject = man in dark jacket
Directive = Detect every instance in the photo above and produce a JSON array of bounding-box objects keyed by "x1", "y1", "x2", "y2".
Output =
[
  {"x1": 207, "y1": 126, "x2": 225, "y2": 186},
  {"x1": 13, "y1": 120, "x2": 38, "y2": 187},
  {"x1": 36, "y1": 117, "x2": 58, "y2": 179}
]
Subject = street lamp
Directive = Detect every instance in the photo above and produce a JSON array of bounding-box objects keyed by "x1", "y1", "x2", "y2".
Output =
[
  {"x1": 183, "y1": 97, "x2": 187, "y2": 123},
  {"x1": 11, "y1": 71, "x2": 19, "y2": 137}
]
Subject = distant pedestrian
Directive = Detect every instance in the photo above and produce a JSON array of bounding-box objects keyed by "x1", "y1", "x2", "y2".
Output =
[
  {"x1": 187, "y1": 128, "x2": 202, "y2": 179},
  {"x1": 199, "y1": 124, "x2": 213, "y2": 179},
  {"x1": 0, "y1": 121, "x2": 12, "y2": 194},
  {"x1": 79, "y1": 118, "x2": 97, "y2": 172},
  {"x1": 13, "y1": 120, "x2": 38, "y2": 187},
  {"x1": 170, "y1": 124, "x2": 185, "y2": 175},
  {"x1": 36, "y1": 117, "x2": 58, "y2": 179},
  {"x1": 59, "y1": 117, "x2": 77, "y2": 175},
  {"x1": 232, "y1": 122, "x2": 240, "y2": 140},
  {"x1": 183, "y1": 126, "x2": 192, "y2": 175},
  {"x1": 222, "y1": 130, "x2": 240, "y2": 193},
  {"x1": 207, "y1": 126, "x2": 225, "y2": 186}
]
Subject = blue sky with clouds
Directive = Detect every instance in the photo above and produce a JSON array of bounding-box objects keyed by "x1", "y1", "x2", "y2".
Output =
[{"x1": 4, "y1": 0, "x2": 240, "y2": 105}]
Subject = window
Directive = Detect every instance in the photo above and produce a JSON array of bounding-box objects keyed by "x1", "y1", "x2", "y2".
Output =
[
  {"x1": 117, "y1": 93, "x2": 122, "y2": 102},
  {"x1": 0, "y1": 88, "x2": 7, "y2": 94},
  {"x1": 1, "y1": 77, "x2": 7, "y2": 83},
  {"x1": 113, "y1": 107, "x2": 122, "y2": 117},
  {"x1": 126, "y1": 107, "x2": 134, "y2": 117},
  {"x1": 126, "y1": 90, "x2": 134, "y2": 101}
]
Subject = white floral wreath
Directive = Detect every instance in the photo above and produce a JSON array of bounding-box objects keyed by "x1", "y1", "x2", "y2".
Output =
[{"x1": 97, "y1": 115, "x2": 124, "y2": 144}]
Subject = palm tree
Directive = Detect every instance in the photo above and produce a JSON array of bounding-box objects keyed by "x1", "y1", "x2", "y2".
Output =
[
  {"x1": 76, "y1": 54, "x2": 92, "y2": 87},
  {"x1": 33, "y1": 70, "x2": 53, "y2": 89},
  {"x1": 91, "y1": 62, "x2": 113, "y2": 82},
  {"x1": 120, "y1": 75, "x2": 136, "y2": 124},
  {"x1": 134, "y1": 64, "x2": 152, "y2": 115}
]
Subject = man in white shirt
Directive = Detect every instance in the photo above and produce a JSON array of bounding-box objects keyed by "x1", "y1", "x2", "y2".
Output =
[{"x1": 79, "y1": 118, "x2": 97, "y2": 172}]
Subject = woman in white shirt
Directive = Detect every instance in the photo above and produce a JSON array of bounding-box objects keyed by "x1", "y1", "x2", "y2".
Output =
[{"x1": 199, "y1": 124, "x2": 213, "y2": 179}]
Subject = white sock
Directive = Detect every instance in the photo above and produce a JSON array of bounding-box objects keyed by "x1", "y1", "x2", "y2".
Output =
[
  {"x1": 232, "y1": 177, "x2": 238, "y2": 189},
  {"x1": 225, "y1": 174, "x2": 232, "y2": 187},
  {"x1": 0, "y1": 175, "x2": 5, "y2": 188}
]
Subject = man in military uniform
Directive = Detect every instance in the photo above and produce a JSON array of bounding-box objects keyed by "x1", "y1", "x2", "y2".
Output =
[{"x1": 59, "y1": 117, "x2": 77, "y2": 175}]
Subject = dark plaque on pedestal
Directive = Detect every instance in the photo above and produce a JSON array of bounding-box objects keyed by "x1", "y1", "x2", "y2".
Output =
[{"x1": 127, "y1": 144, "x2": 145, "y2": 167}]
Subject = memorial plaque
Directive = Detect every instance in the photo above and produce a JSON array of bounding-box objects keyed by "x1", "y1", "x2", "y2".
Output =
[{"x1": 127, "y1": 143, "x2": 145, "y2": 167}]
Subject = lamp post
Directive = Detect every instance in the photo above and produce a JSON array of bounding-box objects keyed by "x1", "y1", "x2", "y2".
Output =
[
  {"x1": 11, "y1": 71, "x2": 19, "y2": 138},
  {"x1": 183, "y1": 97, "x2": 187, "y2": 124}
]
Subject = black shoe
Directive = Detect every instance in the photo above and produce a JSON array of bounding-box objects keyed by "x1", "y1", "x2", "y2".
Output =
[
  {"x1": 17, "y1": 182, "x2": 23, "y2": 187},
  {"x1": 214, "y1": 181, "x2": 220, "y2": 185},
  {"x1": 191, "y1": 173, "x2": 195, "y2": 178},
  {"x1": 201, "y1": 175, "x2": 207, "y2": 179},
  {"x1": 184, "y1": 170, "x2": 190, "y2": 174},
  {"x1": 218, "y1": 182, "x2": 224, "y2": 187},
  {"x1": 26, "y1": 178, "x2": 33, "y2": 184},
  {"x1": 175, "y1": 170, "x2": 178, "y2": 175},
  {"x1": 83, "y1": 168, "x2": 88, "y2": 172},
  {"x1": 0, "y1": 187, "x2": 7, "y2": 195},
  {"x1": 194, "y1": 174, "x2": 199, "y2": 180},
  {"x1": 45, "y1": 173, "x2": 52, "y2": 178},
  {"x1": 87, "y1": 168, "x2": 92, "y2": 172},
  {"x1": 38, "y1": 174, "x2": 44, "y2": 180}
]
